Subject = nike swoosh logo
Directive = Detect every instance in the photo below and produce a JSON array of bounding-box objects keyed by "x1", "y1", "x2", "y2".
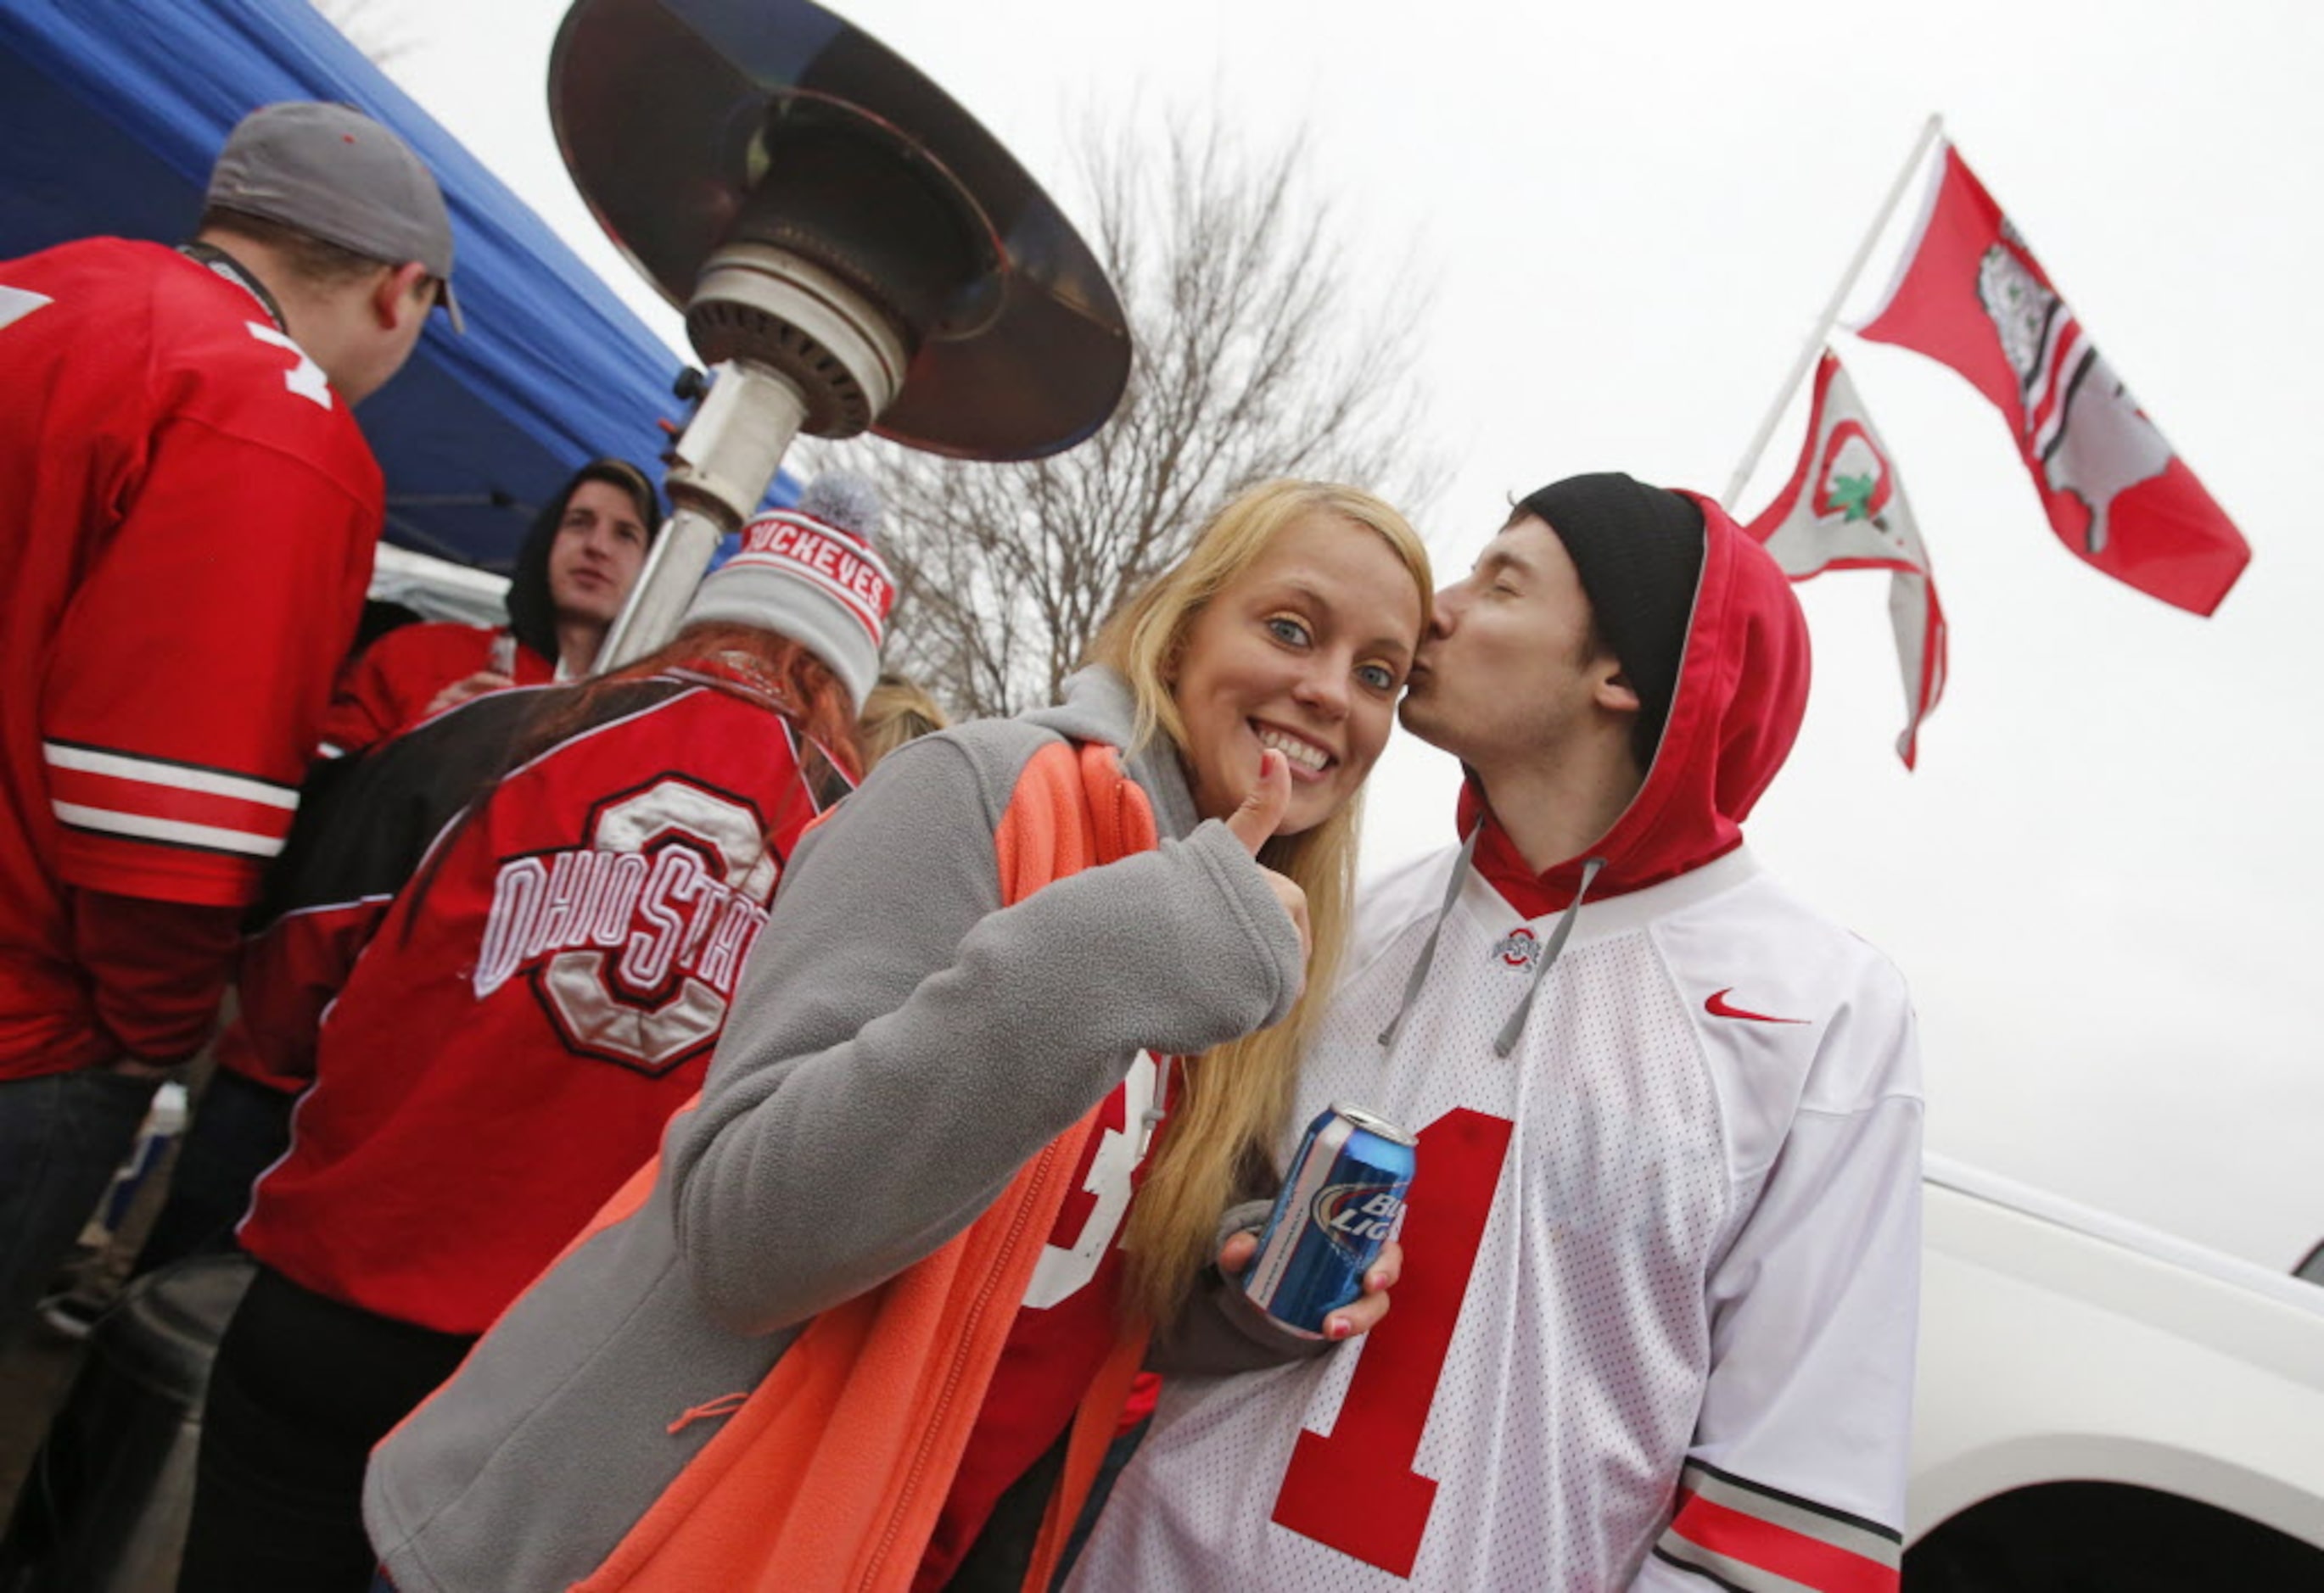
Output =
[{"x1": 1705, "y1": 988, "x2": 1809, "y2": 1025}]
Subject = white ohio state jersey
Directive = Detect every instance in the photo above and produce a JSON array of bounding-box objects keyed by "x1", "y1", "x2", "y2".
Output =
[{"x1": 1072, "y1": 844, "x2": 1921, "y2": 1592}]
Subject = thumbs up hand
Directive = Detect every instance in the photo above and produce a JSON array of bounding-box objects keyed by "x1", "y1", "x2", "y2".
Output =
[
  {"x1": 1225, "y1": 746, "x2": 1292, "y2": 855},
  {"x1": 1224, "y1": 751, "x2": 1310, "y2": 971}
]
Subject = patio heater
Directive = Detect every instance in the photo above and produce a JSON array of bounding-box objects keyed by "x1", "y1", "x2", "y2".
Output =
[{"x1": 551, "y1": 0, "x2": 1131, "y2": 668}]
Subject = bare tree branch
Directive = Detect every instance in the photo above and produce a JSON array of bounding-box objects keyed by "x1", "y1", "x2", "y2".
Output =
[
  {"x1": 806, "y1": 108, "x2": 1445, "y2": 718},
  {"x1": 310, "y1": 0, "x2": 419, "y2": 66}
]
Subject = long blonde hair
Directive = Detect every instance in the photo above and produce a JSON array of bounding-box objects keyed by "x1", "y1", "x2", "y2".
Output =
[
  {"x1": 857, "y1": 672, "x2": 949, "y2": 771},
  {"x1": 1087, "y1": 479, "x2": 1431, "y2": 1323}
]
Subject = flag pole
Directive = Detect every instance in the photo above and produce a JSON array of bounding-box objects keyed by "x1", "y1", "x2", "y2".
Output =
[{"x1": 1722, "y1": 113, "x2": 1946, "y2": 511}]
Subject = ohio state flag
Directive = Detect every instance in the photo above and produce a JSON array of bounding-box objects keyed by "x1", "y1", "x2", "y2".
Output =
[
  {"x1": 1854, "y1": 142, "x2": 2248, "y2": 615},
  {"x1": 1746, "y1": 351, "x2": 1946, "y2": 767}
]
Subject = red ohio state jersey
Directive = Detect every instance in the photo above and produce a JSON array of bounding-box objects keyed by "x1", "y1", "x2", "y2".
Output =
[
  {"x1": 318, "y1": 621, "x2": 557, "y2": 760},
  {"x1": 0, "y1": 238, "x2": 380, "y2": 1077},
  {"x1": 238, "y1": 675, "x2": 848, "y2": 1335},
  {"x1": 919, "y1": 1051, "x2": 1179, "y2": 1589}
]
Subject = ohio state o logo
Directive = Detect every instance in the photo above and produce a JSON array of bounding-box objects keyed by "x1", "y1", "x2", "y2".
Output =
[{"x1": 474, "y1": 778, "x2": 776, "y2": 1075}]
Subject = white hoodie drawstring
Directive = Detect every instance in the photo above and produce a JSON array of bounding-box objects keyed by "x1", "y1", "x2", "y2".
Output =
[
  {"x1": 1377, "y1": 836, "x2": 1609, "y2": 1061},
  {"x1": 1377, "y1": 825, "x2": 1483, "y2": 1053},
  {"x1": 1492, "y1": 857, "x2": 1605, "y2": 1058}
]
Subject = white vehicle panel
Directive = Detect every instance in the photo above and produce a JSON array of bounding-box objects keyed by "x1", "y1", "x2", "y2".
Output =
[{"x1": 1912, "y1": 1155, "x2": 2324, "y2": 1553}]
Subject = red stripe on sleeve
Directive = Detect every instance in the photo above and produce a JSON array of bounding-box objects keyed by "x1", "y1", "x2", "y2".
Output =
[
  {"x1": 1668, "y1": 1490, "x2": 1898, "y2": 1593},
  {"x1": 55, "y1": 830, "x2": 267, "y2": 908}
]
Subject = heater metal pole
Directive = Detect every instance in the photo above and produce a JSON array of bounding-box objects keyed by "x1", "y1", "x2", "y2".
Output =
[{"x1": 595, "y1": 360, "x2": 809, "y2": 670}]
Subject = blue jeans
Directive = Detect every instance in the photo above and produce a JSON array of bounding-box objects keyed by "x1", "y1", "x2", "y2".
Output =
[{"x1": 0, "y1": 1065, "x2": 160, "y2": 1347}]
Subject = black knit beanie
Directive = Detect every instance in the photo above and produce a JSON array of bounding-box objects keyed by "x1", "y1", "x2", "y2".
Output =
[{"x1": 1518, "y1": 472, "x2": 1705, "y2": 771}]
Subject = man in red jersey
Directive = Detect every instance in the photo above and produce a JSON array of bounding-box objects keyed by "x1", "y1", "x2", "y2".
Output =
[
  {"x1": 0, "y1": 100, "x2": 457, "y2": 1344},
  {"x1": 316, "y1": 457, "x2": 665, "y2": 758}
]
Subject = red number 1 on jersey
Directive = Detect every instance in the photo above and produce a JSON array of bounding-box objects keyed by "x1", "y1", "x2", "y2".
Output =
[{"x1": 1268, "y1": 1107, "x2": 1515, "y2": 1576}]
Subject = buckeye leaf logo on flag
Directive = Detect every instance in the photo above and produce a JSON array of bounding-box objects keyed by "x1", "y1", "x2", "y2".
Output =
[
  {"x1": 1812, "y1": 422, "x2": 1906, "y2": 541},
  {"x1": 1746, "y1": 351, "x2": 1949, "y2": 769}
]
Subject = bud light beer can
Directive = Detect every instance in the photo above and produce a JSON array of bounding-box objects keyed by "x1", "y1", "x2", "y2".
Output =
[{"x1": 1239, "y1": 1103, "x2": 1416, "y2": 1337}]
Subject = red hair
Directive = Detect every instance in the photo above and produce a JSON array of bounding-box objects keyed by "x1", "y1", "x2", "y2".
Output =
[
  {"x1": 619, "y1": 623, "x2": 865, "y2": 780},
  {"x1": 396, "y1": 623, "x2": 863, "y2": 936},
  {"x1": 498, "y1": 624, "x2": 864, "y2": 781}
]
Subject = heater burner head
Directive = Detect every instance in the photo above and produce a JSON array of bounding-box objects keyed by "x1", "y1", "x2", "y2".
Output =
[{"x1": 551, "y1": 0, "x2": 1130, "y2": 460}]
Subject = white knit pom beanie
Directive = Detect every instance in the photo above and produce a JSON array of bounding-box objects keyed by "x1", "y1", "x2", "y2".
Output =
[{"x1": 680, "y1": 472, "x2": 895, "y2": 709}]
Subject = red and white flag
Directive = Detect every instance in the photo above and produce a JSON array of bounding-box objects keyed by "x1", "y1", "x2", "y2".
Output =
[
  {"x1": 1746, "y1": 350, "x2": 1947, "y2": 768},
  {"x1": 1854, "y1": 141, "x2": 2249, "y2": 616}
]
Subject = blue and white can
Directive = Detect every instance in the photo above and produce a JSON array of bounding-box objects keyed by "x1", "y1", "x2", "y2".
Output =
[{"x1": 1239, "y1": 1103, "x2": 1416, "y2": 1338}]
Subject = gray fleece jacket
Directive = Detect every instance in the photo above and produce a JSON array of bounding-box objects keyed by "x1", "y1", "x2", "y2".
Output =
[{"x1": 363, "y1": 669, "x2": 1305, "y2": 1592}]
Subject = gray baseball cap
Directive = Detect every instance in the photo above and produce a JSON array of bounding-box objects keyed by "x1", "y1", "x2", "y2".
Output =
[{"x1": 205, "y1": 101, "x2": 465, "y2": 333}]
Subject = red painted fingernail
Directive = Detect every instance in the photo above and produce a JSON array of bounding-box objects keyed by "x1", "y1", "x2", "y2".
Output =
[{"x1": 1327, "y1": 1318, "x2": 1352, "y2": 1340}]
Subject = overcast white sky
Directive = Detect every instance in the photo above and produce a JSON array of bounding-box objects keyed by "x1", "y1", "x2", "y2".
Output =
[{"x1": 376, "y1": 0, "x2": 2324, "y2": 1273}]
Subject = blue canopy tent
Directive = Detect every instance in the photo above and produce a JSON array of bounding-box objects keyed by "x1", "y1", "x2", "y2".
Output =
[{"x1": 0, "y1": 0, "x2": 792, "y2": 573}]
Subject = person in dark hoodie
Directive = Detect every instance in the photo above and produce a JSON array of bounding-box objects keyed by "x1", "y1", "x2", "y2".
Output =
[
  {"x1": 1068, "y1": 474, "x2": 1925, "y2": 1592},
  {"x1": 316, "y1": 456, "x2": 661, "y2": 757}
]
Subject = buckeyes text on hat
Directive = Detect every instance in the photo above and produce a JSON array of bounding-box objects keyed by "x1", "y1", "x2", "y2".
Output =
[{"x1": 680, "y1": 472, "x2": 895, "y2": 711}]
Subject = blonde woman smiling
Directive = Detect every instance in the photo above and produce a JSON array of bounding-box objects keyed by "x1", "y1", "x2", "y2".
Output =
[{"x1": 366, "y1": 479, "x2": 1431, "y2": 1593}]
